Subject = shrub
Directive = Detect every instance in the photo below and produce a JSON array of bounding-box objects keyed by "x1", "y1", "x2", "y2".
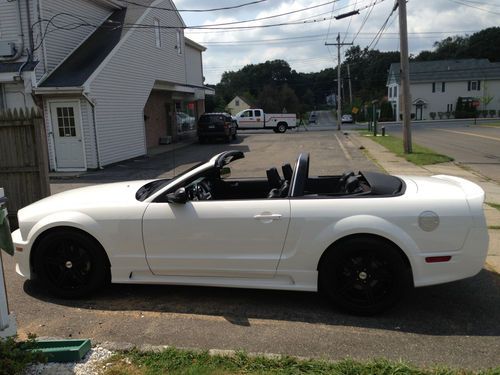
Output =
[
  {"x1": 438, "y1": 112, "x2": 444, "y2": 119},
  {"x1": 489, "y1": 109, "x2": 496, "y2": 117},
  {"x1": 445, "y1": 111, "x2": 451, "y2": 119},
  {"x1": 430, "y1": 112, "x2": 436, "y2": 120},
  {"x1": 0, "y1": 334, "x2": 46, "y2": 375}
]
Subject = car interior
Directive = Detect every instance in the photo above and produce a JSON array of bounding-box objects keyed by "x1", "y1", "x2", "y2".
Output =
[{"x1": 155, "y1": 151, "x2": 404, "y2": 203}]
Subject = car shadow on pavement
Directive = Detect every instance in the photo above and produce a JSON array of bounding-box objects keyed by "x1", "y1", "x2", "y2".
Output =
[{"x1": 23, "y1": 268, "x2": 500, "y2": 336}]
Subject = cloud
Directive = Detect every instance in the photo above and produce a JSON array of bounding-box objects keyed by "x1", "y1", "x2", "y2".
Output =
[{"x1": 174, "y1": 0, "x2": 497, "y2": 84}]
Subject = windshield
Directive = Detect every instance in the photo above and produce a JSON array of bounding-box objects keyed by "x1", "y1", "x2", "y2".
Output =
[{"x1": 135, "y1": 162, "x2": 204, "y2": 201}]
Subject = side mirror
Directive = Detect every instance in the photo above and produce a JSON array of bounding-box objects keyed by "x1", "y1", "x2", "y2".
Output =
[{"x1": 166, "y1": 187, "x2": 188, "y2": 204}]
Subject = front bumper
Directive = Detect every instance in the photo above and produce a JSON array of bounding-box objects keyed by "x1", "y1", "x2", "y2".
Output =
[{"x1": 11, "y1": 229, "x2": 31, "y2": 279}]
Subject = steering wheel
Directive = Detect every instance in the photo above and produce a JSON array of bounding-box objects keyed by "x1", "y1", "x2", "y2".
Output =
[{"x1": 198, "y1": 180, "x2": 212, "y2": 200}]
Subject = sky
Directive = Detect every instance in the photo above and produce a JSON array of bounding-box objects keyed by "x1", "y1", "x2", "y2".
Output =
[{"x1": 174, "y1": 0, "x2": 498, "y2": 85}]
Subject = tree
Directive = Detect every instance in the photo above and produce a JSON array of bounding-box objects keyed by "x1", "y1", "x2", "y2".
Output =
[{"x1": 379, "y1": 100, "x2": 394, "y2": 122}]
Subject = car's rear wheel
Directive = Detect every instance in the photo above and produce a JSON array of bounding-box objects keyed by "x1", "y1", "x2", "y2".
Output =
[
  {"x1": 33, "y1": 229, "x2": 109, "y2": 298},
  {"x1": 276, "y1": 122, "x2": 287, "y2": 133},
  {"x1": 319, "y1": 237, "x2": 410, "y2": 315}
]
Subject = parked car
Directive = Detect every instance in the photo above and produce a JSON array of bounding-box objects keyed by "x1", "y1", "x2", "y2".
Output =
[
  {"x1": 308, "y1": 112, "x2": 317, "y2": 124},
  {"x1": 11, "y1": 151, "x2": 488, "y2": 314},
  {"x1": 197, "y1": 113, "x2": 237, "y2": 143},
  {"x1": 341, "y1": 114, "x2": 354, "y2": 123},
  {"x1": 234, "y1": 108, "x2": 296, "y2": 133}
]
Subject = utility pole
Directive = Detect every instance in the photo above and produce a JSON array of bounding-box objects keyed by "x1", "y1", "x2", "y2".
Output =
[
  {"x1": 347, "y1": 63, "x2": 353, "y2": 105},
  {"x1": 398, "y1": 0, "x2": 412, "y2": 153},
  {"x1": 325, "y1": 33, "x2": 352, "y2": 130}
]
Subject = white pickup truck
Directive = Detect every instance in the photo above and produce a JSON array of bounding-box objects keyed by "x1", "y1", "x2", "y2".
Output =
[{"x1": 234, "y1": 109, "x2": 296, "y2": 133}]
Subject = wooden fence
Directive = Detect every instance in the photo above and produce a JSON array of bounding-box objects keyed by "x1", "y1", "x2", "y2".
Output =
[{"x1": 0, "y1": 108, "x2": 50, "y2": 229}]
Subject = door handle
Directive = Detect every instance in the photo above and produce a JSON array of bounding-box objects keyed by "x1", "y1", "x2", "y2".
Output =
[{"x1": 253, "y1": 213, "x2": 282, "y2": 220}]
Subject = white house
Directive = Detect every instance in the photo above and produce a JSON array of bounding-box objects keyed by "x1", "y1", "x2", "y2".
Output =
[
  {"x1": 387, "y1": 59, "x2": 500, "y2": 121},
  {"x1": 0, "y1": 0, "x2": 212, "y2": 171},
  {"x1": 226, "y1": 95, "x2": 253, "y2": 115}
]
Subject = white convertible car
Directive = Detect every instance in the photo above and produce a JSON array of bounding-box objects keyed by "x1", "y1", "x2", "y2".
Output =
[{"x1": 12, "y1": 151, "x2": 488, "y2": 314}]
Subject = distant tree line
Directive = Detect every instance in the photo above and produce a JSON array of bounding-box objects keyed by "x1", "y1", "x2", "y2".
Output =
[{"x1": 205, "y1": 27, "x2": 500, "y2": 116}]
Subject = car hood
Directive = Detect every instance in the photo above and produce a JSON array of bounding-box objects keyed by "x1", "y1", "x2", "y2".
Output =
[{"x1": 18, "y1": 180, "x2": 152, "y2": 223}]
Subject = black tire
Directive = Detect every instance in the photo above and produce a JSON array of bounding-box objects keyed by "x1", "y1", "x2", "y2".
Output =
[
  {"x1": 276, "y1": 122, "x2": 287, "y2": 133},
  {"x1": 318, "y1": 237, "x2": 411, "y2": 315},
  {"x1": 272, "y1": 129, "x2": 279, "y2": 133},
  {"x1": 33, "y1": 229, "x2": 109, "y2": 298}
]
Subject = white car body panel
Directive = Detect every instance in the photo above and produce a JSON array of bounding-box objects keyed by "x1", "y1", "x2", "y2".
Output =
[{"x1": 11, "y1": 152, "x2": 488, "y2": 294}]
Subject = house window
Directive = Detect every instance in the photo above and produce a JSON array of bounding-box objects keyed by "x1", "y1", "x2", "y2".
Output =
[
  {"x1": 468, "y1": 80, "x2": 481, "y2": 91},
  {"x1": 235, "y1": 99, "x2": 240, "y2": 106},
  {"x1": 393, "y1": 86, "x2": 397, "y2": 97},
  {"x1": 56, "y1": 107, "x2": 76, "y2": 137},
  {"x1": 432, "y1": 82, "x2": 436, "y2": 93},
  {"x1": 389, "y1": 87, "x2": 392, "y2": 97},
  {"x1": 176, "y1": 30, "x2": 182, "y2": 55},
  {"x1": 442, "y1": 82, "x2": 446, "y2": 92},
  {"x1": 154, "y1": 19, "x2": 161, "y2": 48}
]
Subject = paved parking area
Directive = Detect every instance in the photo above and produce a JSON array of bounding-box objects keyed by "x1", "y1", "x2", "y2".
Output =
[{"x1": 4, "y1": 130, "x2": 500, "y2": 369}]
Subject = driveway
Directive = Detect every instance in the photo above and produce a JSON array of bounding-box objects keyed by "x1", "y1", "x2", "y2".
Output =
[{"x1": 4, "y1": 130, "x2": 500, "y2": 369}]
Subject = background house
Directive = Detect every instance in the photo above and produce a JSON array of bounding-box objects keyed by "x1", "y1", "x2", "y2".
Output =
[
  {"x1": 0, "y1": 0, "x2": 212, "y2": 171},
  {"x1": 226, "y1": 95, "x2": 253, "y2": 115},
  {"x1": 387, "y1": 59, "x2": 500, "y2": 120}
]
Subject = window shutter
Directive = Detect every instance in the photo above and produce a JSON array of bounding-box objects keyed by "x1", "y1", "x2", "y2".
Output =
[
  {"x1": 467, "y1": 81, "x2": 471, "y2": 91},
  {"x1": 478, "y1": 80, "x2": 481, "y2": 90}
]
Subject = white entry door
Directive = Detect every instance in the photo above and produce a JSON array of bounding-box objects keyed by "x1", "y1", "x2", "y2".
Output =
[{"x1": 49, "y1": 101, "x2": 85, "y2": 170}]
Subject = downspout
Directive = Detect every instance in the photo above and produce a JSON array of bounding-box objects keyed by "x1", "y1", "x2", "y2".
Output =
[
  {"x1": 25, "y1": 0, "x2": 34, "y2": 53},
  {"x1": 82, "y1": 92, "x2": 102, "y2": 169},
  {"x1": 0, "y1": 0, "x2": 25, "y2": 62}
]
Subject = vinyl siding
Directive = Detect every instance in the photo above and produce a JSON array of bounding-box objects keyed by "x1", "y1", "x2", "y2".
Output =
[
  {"x1": 0, "y1": 0, "x2": 35, "y2": 60},
  {"x1": 89, "y1": 0, "x2": 186, "y2": 166},
  {"x1": 37, "y1": 0, "x2": 111, "y2": 81},
  {"x1": 185, "y1": 44, "x2": 203, "y2": 86}
]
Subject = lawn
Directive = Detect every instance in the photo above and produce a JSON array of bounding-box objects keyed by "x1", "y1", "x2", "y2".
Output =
[
  {"x1": 102, "y1": 347, "x2": 500, "y2": 375},
  {"x1": 360, "y1": 132, "x2": 453, "y2": 166}
]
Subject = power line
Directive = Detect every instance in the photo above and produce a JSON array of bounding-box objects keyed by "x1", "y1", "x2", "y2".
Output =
[
  {"x1": 122, "y1": 0, "x2": 268, "y2": 12},
  {"x1": 446, "y1": 0, "x2": 500, "y2": 14}
]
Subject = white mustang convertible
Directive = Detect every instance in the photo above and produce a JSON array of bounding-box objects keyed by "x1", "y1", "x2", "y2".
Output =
[{"x1": 12, "y1": 151, "x2": 489, "y2": 314}]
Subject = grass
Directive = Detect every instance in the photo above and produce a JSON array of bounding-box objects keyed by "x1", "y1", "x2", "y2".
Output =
[
  {"x1": 476, "y1": 122, "x2": 500, "y2": 127},
  {"x1": 489, "y1": 226, "x2": 500, "y2": 230},
  {"x1": 101, "y1": 347, "x2": 500, "y2": 375},
  {"x1": 360, "y1": 131, "x2": 453, "y2": 166},
  {"x1": 486, "y1": 202, "x2": 500, "y2": 211}
]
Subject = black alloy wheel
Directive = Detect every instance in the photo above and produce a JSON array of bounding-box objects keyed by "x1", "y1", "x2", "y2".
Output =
[
  {"x1": 319, "y1": 237, "x2": 410, "y2": 315},
  {"x1": 33, "y1": 229, "x2": 108, "y2": 298}
]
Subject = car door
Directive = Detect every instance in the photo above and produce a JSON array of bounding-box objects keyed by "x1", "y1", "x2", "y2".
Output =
[
  {"x1": 237, "y1": 109, "x2": 254, "y2": 129},
  {"x1": 253, "y1": 109, "x2": 264, "y2": 128},
  {"x1": 142, "y1": 199, "x2": 291, "y2": 278}
]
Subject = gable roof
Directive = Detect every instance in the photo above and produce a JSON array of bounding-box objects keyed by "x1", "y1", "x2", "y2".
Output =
[
  {"x1": 229, "y1": 95, "x2": 254, "y2": 107},
  {"x1": 387, "y1": 59, "x2": 500, "y2": 85},
  {"x1": 39, "y1": 8, "x2": 128, "y2": 87}
]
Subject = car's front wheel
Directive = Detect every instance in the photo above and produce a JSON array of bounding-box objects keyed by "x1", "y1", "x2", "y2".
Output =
[
  {"x1": 33, "y1": 229, "x2": 109, "y2": 298},
  {"x1": 319, "y1": 237, "x2": 411, "y2": 315}
]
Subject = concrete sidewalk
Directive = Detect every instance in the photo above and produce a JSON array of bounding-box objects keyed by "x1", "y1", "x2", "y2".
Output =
[{"x1": 349, "y1": 131, "x2": 500, "y2": 274}]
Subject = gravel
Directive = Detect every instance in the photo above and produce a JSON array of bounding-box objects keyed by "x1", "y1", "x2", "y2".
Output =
[{"x1": 25, "y1": 346, "x2": 114, "y2": 375}]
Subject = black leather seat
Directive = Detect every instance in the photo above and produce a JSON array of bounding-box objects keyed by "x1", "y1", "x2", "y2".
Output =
[
  {"x1": 266, "y1": 167, "x2": 282, "y2": 189},
  {"x1": 282, "y1": 163, "x2": 293, "y2": 181}
]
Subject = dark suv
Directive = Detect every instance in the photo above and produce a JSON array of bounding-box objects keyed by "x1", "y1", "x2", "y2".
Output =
[{"x1": 197, "y1": 113, "x2": 237, "y2": 143}]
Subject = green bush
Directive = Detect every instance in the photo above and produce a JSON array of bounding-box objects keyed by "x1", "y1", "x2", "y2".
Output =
[
  {"x1": 430, "y1": 112, "x2": 436, "y2": 120},
  {"x1": 0, "y1": 334, "x2": 47, "y2": 375},
  {"x1": 489, "y1": 109, "x2": 496, "y2": 117}
]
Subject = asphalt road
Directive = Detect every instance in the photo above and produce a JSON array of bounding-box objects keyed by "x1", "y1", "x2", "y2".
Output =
[
  {"x1": 382, "y1": 120, "x2": 500, "y2": 183},
  {"x1": 4, "y1": 129, "x2": 500, "y2": 369}
]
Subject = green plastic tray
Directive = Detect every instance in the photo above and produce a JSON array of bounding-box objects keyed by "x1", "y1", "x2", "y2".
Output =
[{"x1": 30, "y1": 339, "x2": 91, "y2": 362}]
